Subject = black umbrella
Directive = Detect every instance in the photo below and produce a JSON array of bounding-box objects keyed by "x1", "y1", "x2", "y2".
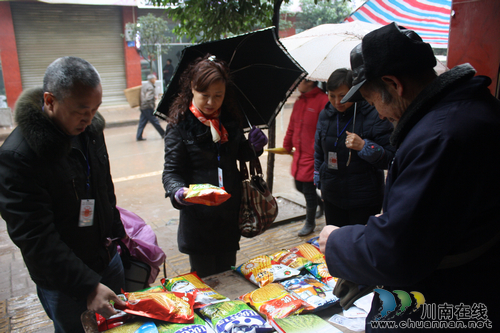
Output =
[{"x1": 155, "y1": 27, "x2": 307, "y2": 129}]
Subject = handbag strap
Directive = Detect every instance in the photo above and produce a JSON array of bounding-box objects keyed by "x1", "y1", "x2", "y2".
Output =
[
  {"x1": 239, "y1": 159, "x2": 250, "y2": 180},
  {"x1": 114, "y1": 239, "x2": 132, "y2": 269},
  {"x1": 249, "y1": 158, "x2": 263, "y2": 176}
]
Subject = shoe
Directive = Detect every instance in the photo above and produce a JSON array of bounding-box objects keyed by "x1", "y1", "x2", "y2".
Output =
[
  {"x1": 136, "y1": 137, "x2": 147, "y2": 141},
  {"x1": 298, "y1": 220, "x2": 316, "y2": 237}
]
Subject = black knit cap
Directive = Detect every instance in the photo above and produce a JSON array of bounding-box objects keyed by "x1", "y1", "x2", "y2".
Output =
[{"x1": 342, "y1": 22, "x2": 437, "y2": 103}]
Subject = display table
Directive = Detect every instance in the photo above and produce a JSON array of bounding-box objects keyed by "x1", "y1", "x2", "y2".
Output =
[
  {"x1": 83, "y1": 270, "x2": 366, "y2": 333},
  {"x1": 203, "y1": 270, "x2": 364, "y2": 333}
]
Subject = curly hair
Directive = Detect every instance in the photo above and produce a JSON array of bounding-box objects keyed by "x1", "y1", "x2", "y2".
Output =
[{"x1": 168, "y1": 54, "x2": 240, "y2": 124}]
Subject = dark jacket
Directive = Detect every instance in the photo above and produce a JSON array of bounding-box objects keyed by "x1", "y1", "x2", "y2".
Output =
[
  {"x1": 283, "y1": 87, "x2": 328, "y2": 182},
  {"x1": 0, "y1": 88, "x2": 125, "y2": 300},
  {"x1": 163, "y1": 109, "x2": 258, "y2": 254},
  {"x1": 314, "y1": 101, "x2": 395, "y2": 209},
  {"x1": 325, "y1": 65, "x2": 500, "y2": 331}
]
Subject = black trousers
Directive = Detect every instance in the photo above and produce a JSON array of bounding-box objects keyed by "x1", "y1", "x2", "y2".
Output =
[
  {"x1": 189, "y1": 251, "x2": 237, "y2": 278},
  {"x1": 136, "y1": 107, "x2": 165, "y2": 139},
  {"x1": 295, "y1": 180, "x2": 322, "y2": 223},
  {"x1": 323, "y1": 199, "x2": 381, "y2": 227}
]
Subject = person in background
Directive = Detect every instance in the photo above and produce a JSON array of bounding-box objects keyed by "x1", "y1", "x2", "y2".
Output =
[
  {"x1": 136, "y1": 73, "x2": 165, "y2": 141},
  {"x1": 0, "y1": 56, "x2": 126, "y2": 332},
  {"x1": 163, "y1": 54, "x2": 268, "y2": 278},
  {"x1": 319, "y1": 23, "x2": 500, "y2": 331},
  {"x1": 314, "y1": 68, "x2": 395, "y2": 227},
  {"x1": 284, "y1": 79, "x2": 328, "y2": 236},
  {"x1": 163, "y1": 58, "x2": 174, "y2": 89}
]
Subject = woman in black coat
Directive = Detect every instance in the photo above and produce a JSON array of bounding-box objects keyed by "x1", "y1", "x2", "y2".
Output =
[
  {"x1": 314, "y1": 69, "x2": 396, "y2": 227},
  {"x1": 162, "y1": 55, "x2": 267, "y2": 277}
]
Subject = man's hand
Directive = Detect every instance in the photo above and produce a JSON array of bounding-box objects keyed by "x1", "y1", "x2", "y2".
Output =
[
  {"x1": 319, "y1": 225, "x2": 339, "y2": 254},
  {"x1": 87, "y1": 283, "x2": 126, "y2": 319},
  {"x1": 345, "y1": 131, "x2": 365, "y2": 151}
]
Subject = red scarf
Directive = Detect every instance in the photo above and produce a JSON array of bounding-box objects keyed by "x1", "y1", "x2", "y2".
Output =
[{"x1": 189, "y1": 102, "x2": 229, "y2": 144}]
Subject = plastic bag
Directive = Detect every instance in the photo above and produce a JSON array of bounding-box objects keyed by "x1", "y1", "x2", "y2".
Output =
[{"x1": 117, "y1": 206, "x2": 166, "y2": 285}]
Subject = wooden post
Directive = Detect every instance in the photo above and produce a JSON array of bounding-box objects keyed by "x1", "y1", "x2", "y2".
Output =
[{"x1": 266, "y1": 0, "x2": 284, "y2": 192}]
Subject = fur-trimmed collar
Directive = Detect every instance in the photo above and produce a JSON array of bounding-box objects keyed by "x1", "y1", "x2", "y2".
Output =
[
  {"x1": 14, "y1": 87, "x2": 105, "y2": 160},
  {"x1": 390, "y1": 64, "x2": 477, "y2": 147}
]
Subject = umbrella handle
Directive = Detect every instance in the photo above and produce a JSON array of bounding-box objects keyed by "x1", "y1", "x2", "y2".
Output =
[{"x1": 346, "y1": 103, "x2": 357, "y2": 167}]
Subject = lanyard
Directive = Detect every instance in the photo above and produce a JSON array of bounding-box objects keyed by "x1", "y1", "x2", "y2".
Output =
[
  {"x1": 216, "y1": 120, "x2": 222, "y2": 167},
  {"x1": 335, "y1": 113, "x2": 353, "y2": 147},
  {"x1": 80, "y1": 135, "x2": 91, "y2": 198},
  {"x1": 84, "y1": 148, "x2": 91, "y2": 198}
]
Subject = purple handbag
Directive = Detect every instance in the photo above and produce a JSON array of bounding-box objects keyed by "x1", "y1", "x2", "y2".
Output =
[{"x1": 116, "y1": 206, "x2": 166, "y2": 285}]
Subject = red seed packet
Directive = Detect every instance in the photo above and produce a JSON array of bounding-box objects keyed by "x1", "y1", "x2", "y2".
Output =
[
  {"x1": 114, "y1": 290, "x2": 195, "y2": 323},
  {"x1": 184, "y1": 184, "x2": 231, "y2": 206}
]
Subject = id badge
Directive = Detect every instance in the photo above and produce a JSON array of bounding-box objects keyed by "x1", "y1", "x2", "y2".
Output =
[
  {"x1": 218, "y1": 167, "x2": 224, "y2": 188},
  {"x1": 328, "y1": 151, "x2": 338, "y2": 170},
  {"x1": 79, "y1": 199, "x2": 95, "y2": 227}
]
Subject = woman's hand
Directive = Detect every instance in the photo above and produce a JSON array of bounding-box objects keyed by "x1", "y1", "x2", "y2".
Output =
[
  {"x1": 248, "y1": 126, "x2": 268, "y2": 151},
  {"x1": 345, "y1": 131, "x2": 365, "y2": 151},
  {"x1": 175, "y1": 187, "x2": 194, "y2": 206}
]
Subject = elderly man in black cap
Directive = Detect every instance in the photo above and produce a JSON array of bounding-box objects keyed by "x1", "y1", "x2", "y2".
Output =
[{"x1": 319, "y1": 22, "x2": 500, "y2": 331}]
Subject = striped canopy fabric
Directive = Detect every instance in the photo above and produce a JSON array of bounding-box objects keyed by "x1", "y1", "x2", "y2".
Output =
[{"x1": 345, "y1": 0, "x2": 451, "y2": 48}]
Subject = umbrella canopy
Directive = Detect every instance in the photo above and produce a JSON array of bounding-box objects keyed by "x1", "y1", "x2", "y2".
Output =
[
  {"x1": 345, "y1": 0, "x2": 451, "y2": 48},
  {"x1": 155, "y1": 27, "x2": 306, "y2": 129},
  {"x1": 280, "y1": 21, "x2": 383, "y2": 82}
]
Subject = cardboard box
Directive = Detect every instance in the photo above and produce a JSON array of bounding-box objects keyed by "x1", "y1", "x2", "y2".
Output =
[{"x1": 123, "y1": 85, "x2": 141, "y2": 108}]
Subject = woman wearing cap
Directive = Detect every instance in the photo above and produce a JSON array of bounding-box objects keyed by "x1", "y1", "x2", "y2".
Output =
[
  {"x1": 314, "y1": 68, "x2": 395, "y2": 227},
  {"x1": 162, "y1": 54, "x2": 268, "y2": 277}
]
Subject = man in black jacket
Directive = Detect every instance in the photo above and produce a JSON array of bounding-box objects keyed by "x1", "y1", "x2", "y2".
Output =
[
  {"x1": 320, "y1": 23, "x2": 500, "y2": 331},
  {"x1": 0, "y1": 57, "x2": 126, "y2": 332}
]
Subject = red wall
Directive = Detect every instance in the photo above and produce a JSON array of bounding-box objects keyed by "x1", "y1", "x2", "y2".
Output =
[
  {"x1": 122, "y1": 7, "x2": 142, "y2": 88},
  {"x1": 0, "y1": 2, "x2": 22, "y2": 109},
  {"x1": 279, "y1": 13, "x2": 296, "y2": 38},
  {"x1": 447, "y1": 0, "x2": 500, "y2": 96}
]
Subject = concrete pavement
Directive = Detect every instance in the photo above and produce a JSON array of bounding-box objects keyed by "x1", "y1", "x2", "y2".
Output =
[{"x1": 0, "y1": 94, "x2": 332, "y2": 332}]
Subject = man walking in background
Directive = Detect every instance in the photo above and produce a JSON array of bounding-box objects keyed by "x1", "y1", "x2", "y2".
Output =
[{"x1": 137, "y1": 73, "x2": 165, "y2": 141}]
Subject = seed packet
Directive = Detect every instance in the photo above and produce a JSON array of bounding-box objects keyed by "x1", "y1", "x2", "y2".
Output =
[
  {"x1": 289, "y1": 243, "x2": 324, "y2": 264},
  {"x1": 102, "y1": 318, "x2": 149, "y2": 332},
  {"x1": 306, "y1": 236, "x2": 320, "y2": 250},
  {"x1": 239, "y1": 283, "x2": 309, "y2": 319},
  {"x1": 279, "y1": 274, "x2": 338, "y2": 311},
  {"x1": 233, "y1": 255, "x2": 300, "y2": 287},
  {"x1": 115, "y1": 291, "x2": 195, "y2": 323},
  {"x1": 269, "y1": 250, "x2": 311, "y2": 270},
  {"x1": 95, "y1": 310, "x2": 133, "y2": 332},
  {"x1": 304, "y1": 262, "x2": 338, "y2": 288},
  {"x1": 198, "y1": 300, "x2": 273, "y2": 333},
  {"x1": 156, "y1": 313, "x2": 215, "y2": 333},
  {"x1": 184, "y1": 184, "x2": 231, "y2": 206},
  {"x1": 162, "y1": 272, "x2": 229, "y2": 308}
]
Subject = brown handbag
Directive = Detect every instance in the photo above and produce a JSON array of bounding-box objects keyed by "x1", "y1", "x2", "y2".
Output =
[{"x1": 238, "y1": 158, "x2": 279, "y2": 238}]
